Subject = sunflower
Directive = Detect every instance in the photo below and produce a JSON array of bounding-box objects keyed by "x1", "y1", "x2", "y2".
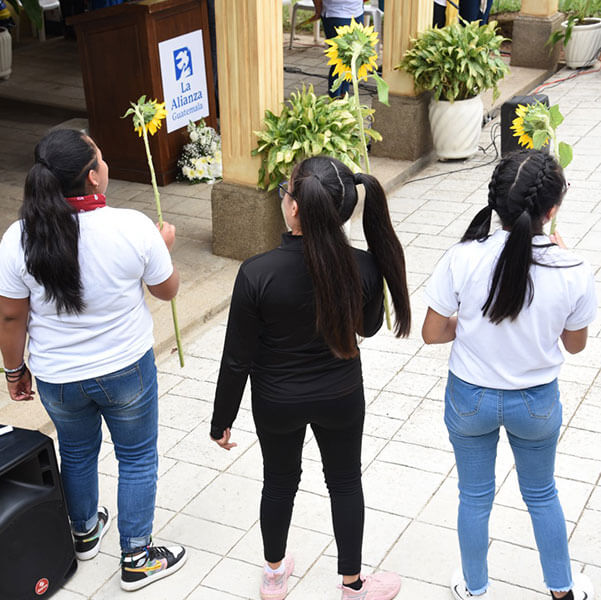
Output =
[
  {"x1": 325, "y1": 19, "x2": 379, "y2": 83},
  {"x1": 511, "y1": 103, "x2": 550, "y2": 150},
  {"x1": 132, "y1": 98, "x2": 168, "y2": 137}
]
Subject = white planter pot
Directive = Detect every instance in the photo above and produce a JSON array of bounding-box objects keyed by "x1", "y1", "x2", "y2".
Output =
[
  {"x1": 563, "y1": 18, "x2": 601, "y2": 69},
  {"x1": 428, "y1": 95, "x2": 483, "y2": 160},
  {"x1": 0, "y1": 27, "x2": 11, "y2": 80}
]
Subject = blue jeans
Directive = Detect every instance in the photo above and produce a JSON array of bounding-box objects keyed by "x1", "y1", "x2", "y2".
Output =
[
  {"x1": 322, "y1": 14, "x2": 364, "y2": 98},
  {"x1": 444, "y1": 371, "x2": 572, "y2": 595},
  {"x1": 37, "y1": 348, "x2": 158, "y2": 553},
  {"x1": 459, "y1": 0, "x2": 493, "y2": 24}
]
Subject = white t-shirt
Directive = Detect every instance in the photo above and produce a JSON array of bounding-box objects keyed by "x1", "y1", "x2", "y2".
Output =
[
  {"x1": 434, "y1": 0, "x2": 447, "y2": 6},
  {"x1": 424, "y1": 229, "x2": 597, "y2": 389},
  {"x1": 0, "y1": 206, "x2": 173, "y2": 384},
  {"x1": 321, "y1": 0, "x2": 364, "y2": 18}
]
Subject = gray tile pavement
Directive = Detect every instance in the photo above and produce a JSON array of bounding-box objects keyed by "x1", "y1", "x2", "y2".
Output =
[{"x1": 42, "y1": 64, "x2": 601, "y2": 599}]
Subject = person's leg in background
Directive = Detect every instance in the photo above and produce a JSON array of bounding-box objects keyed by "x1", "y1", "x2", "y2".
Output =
[
  {"x1": 458, "y1": 0, "x2": 480, "y2": 22},
  {"x1": 321, "y1": 13, "x2": 365, "y2": 98},
  {"x1": 433, "y1": 1, "x2": 447, "y2": 27}
]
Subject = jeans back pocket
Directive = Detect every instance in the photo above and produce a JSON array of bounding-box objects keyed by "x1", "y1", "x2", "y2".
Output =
[
  {"x1": 97, "y1": 365, "x2": 143, "y2": 407},
  {"x1": 448, "y1": 374, "x2": 485, "y2": 417},
  {"x1": 520, "y1": 380, "x2": 559, "y2": 419}
]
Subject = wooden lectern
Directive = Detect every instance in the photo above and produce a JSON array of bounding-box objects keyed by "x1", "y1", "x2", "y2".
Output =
[{"x1": 70, "y1": 0, "x2": 217, "y2": 185}]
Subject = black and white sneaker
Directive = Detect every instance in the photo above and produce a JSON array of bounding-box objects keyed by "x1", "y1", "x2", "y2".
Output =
[
  {"x1": 73, "y1": 506, "x2": 111, "y2": 561},
  {"x1": 451, "y1": 568, "x2": 492, "y2": 599},
  {"x1": 551, "y1": 573, "x2": 595, "y2": 600},
  {"x1": 120, "y1": 543, "x2": 187, "y2": 591}
]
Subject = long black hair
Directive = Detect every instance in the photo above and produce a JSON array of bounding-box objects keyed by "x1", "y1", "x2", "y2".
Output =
[
  {"x1": 461, "y1": 149, "x2": 568, "y2": 324},
  {"x1": 291, "y1": 156, "x2": 411, "y2": 359},
  {"x1": 21, "y1": 129, "x2": 98, "y2": 314}
]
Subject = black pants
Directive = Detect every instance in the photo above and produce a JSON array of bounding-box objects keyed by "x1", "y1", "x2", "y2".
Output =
[
  {"x1": 433, "y1": 3, "x2": 446, "y2": 27},
  {"x1": 253, "y1": 388, "x2": 365, "y2": 575}
]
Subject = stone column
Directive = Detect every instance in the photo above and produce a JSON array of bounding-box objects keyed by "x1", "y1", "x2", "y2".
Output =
[
  {"x1": 511, "y1": 0, "x2": 562, "y2": 70},
  {"x1": 211, "y1": 0, "x2": 287, "y2": 260},
  {"x1": 371, "y1": 0, "x2": 434, "y2": 161}
]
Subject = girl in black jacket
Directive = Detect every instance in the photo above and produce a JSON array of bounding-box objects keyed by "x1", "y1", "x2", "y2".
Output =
[{"x1": 210, "y1": 156, "x2": 410, "y2": 600}]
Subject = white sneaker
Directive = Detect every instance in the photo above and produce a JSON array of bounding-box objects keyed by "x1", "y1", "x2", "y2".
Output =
[
  {"x1": 561, "y1": 573, "x2": 595, "y2": 600},
  {"x1": 450, "y1": 568, "x2": 492, "y2": 599}
]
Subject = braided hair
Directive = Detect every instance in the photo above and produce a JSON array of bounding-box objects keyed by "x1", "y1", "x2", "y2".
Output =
[{"x1": 461, "y1": 149, "x2": 567, "y2": 324}]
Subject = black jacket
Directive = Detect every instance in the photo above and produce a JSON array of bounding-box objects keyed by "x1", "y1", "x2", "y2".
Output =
[{"x1": 210, "y1": 233, "x2": 384, "y2": 439}]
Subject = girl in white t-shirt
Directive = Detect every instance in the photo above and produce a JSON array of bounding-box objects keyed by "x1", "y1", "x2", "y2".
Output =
[
  {"x1": 422, "y1": 150, "x2": 596, "y2": 600},
  {"x1": 0, "y1": 129, "x2": 186, "y2": 592}
]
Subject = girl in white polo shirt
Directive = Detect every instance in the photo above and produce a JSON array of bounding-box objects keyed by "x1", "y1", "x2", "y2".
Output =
[{"x1": 422, "y1": 150, "x2": 596, "y2": 600}]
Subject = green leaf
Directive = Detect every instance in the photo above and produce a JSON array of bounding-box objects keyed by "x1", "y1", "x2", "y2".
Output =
[
  {"x1": 371, "y1": 71, "x2": 390, "y2": 107},
  {"x1": 549, "y1": 104, "x2": 564, "y2": 129},
  {"x1": 558, "y1": 141, "x2": 573, "y2": 169},
  {"x1": 8, "y1": 0, "x2": 42, "y2": 30},
  {"x1": 533, "y1": 130, "x2": 550, "y2": 150}
]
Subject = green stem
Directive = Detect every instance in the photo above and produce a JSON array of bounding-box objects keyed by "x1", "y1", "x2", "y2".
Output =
[
  {"x1": 550, "y1": 130, "x2": 559, "y2": 235},
  {"x1": 351, "y1": 46, "x2": 370, "y2": 174},
  {"x1": 136, "y1": 106, "x2": 184, "y2": 367},
  {"x1": 138, "y1": 110, "x2": 163, "y2": 227},
  {"x1": 171, "y1": 298, "x2": 185, "y2": 368}
]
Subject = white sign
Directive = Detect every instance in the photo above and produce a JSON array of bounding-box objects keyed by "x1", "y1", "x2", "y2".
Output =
[{"x1": 158, "y1": 30, "x2": 210, "y2": 133}]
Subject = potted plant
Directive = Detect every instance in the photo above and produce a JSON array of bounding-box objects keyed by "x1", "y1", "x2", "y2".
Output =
[
  {"x1": 253, "y1": 83, "x2": 381, "y2": 190},
  {"x1": 0, "y1": 0, "x2": 14, "y2": 79},
  {"x1": 0, "y1": 0, "x2": 43, "y2": 80},
  {"x1": 549, "y1": 0, "x2": 601, "y2": 69},
  {"x1": 397, "y1": 19, "x2": 509, "y2": 160}
]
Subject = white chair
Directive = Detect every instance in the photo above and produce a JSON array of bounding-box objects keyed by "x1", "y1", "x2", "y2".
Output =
[
  {"x1": 363, "y1": 5, "x2": 383, "y2": 56},
  {"x1": 37, "y1": 0, "x2": 61, "y2": 42},
  {"x1": 13, "y1": 0, "x2": 61, "y2": 42},
  {"x1": 288, "y1": 1, "x2": 321, "y2": 50}
]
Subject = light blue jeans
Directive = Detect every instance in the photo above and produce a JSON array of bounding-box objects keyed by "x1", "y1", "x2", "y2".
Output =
[
  {"x1": 444, "y1": 371, "x2": 572, "y2": 595},
  {"x1": 37, "y1": 348, "x2": 158, "y2": 553}
]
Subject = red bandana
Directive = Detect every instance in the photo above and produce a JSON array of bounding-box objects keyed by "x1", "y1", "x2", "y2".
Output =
[{"x1": 64, "y1": 193, "x2": 106, "y2": 213}]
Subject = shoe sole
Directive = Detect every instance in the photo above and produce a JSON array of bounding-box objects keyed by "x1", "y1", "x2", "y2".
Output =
[
  {"x1": 75, "y1": 509, "x2": 111, "y2": 561},
  {"x1": 120, "y1": 550, "x2": 188, "y2": 592}
]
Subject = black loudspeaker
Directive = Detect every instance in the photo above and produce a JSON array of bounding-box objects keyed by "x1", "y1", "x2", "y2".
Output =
[
  {"x1": 501, "y1": 94, "x2": 550, "y2": 157},
  {"x1": 0, "y1": 426, "x2": 77, "y2": 600}
]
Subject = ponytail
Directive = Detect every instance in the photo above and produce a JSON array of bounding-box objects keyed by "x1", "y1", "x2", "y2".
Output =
[
  {"x1": 20, "y1": 129, "x2": 98, "y2": 314},
  {"x1": 294, "y1": 165, "x2": 363, "y2": 359},
  {"x1": 482, "y1": 210, "x2": 533, "y2": 323},
  {"x1": 357, "y1": 173, "x2": 411, "y2": 337}
]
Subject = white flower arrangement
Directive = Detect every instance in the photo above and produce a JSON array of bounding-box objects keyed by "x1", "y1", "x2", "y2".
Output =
[{"x1": 177, "y1": 120, "x2": 222, "y2": 184}]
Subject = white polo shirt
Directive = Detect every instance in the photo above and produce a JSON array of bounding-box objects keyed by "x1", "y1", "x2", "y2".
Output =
[
  {"x1": 424, "y1": 229, "x2": 597, "y2": 389},
  {"x1": 321, "y1": 0, "x2": 364, "y2": 18},
  {"x1": 0, "y1": 206, "x2": 173, "y2": 383}
]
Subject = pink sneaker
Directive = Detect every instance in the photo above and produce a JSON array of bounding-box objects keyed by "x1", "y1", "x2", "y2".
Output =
[
  {"x1": 260, "y1": 556, "x2": 295, "y2": 600},
  {"x1": 340, "y1": 572, "x2": 402, "y2": 600}
]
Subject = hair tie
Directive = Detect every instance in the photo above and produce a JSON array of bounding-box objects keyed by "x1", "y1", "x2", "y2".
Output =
[
  {"x1": 353, "y1": 173, "x2": 362, "y2": 185},
  {"x1": 37, "y1": 157, "x2": 52, "y2": 171}
]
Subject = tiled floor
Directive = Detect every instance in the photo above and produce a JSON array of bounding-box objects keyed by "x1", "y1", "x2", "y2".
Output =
[{"x1": 37, "y1": 63, "x2": 601, "y2": 599}]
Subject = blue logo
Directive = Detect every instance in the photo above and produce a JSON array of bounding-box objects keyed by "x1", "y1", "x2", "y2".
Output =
[{"x1": 173, "y1": 47, "x2": 193, "y2": 80}]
